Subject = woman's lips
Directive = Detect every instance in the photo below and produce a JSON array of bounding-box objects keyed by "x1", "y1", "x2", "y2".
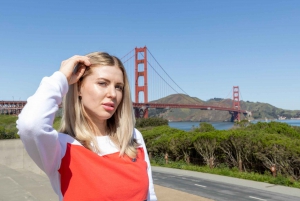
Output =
[{"x1": 102, "y1": 103, "x2": 115, "y2": 111}]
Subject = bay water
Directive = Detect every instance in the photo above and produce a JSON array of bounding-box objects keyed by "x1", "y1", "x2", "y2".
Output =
[{"x1": 168, "y1": 119, "x2": 300, "y2": 131}]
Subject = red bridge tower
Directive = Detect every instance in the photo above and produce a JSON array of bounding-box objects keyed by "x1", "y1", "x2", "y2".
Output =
[
  {"x1": 232, "y1": 86, "x2": 240, "y2": 121},
  {"x1": 134, "y1": 46, "x2": 148, "y2": 118}
]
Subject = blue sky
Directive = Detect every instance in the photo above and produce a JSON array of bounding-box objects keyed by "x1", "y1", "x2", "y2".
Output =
[{"x1": 1, "y1": 0, "x2": 300, "y2": 110}]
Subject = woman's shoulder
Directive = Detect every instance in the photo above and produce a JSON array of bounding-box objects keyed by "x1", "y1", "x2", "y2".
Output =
[
  {"x1": 133, "y1": 128, "x2": 142, "y2": 138},
  {"x1": 133, "y1": 128, "x2": 145, "y2": 144}
]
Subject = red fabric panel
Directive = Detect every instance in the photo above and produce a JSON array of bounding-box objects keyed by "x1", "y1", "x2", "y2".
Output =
[{"x1": 58, "y1": 144, "x2": 149, "y2": 201}]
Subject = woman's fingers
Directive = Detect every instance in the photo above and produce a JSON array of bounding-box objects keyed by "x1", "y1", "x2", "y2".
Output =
[
  {"x1": 70, "y1": 55, "x2": 91, "y2": 67},
  {"x1": 59, "y1": 55, "x2": 91, "y2": 85}
]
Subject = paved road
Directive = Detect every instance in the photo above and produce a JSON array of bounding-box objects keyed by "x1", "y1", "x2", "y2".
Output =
[
  {"x1": 152, "y1": 166, "x2": 300, "y2": 201},
  {"x1": 152, "y1": 171, "x2": 299, "y2": 201}
]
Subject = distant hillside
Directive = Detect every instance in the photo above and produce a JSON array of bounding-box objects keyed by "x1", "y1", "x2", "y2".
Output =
[
  {"x1": 240, "y1": 101, "x2": 300, "y2": 120},
  {"x1": 148, "y1": 94, "x2": 300, "y2": 122},
  {"x1": 151, "y1": 94, "x2": 204, "y2": 105}
]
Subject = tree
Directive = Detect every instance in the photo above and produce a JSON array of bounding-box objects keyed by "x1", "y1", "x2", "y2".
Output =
[
  {"x1": 169, "y1": 131, "x2": 194, "y2": 164},
  {"x1": 219, "y1": 130, "x2": 255, "y2": 171},
  {"x1": 254, "y1": 134, "x2": 300, "y2": 180},
  {"x1": 193, "y1": 131, "x2": 221, "y2": 168},
  {"x1": 136, "y1": 117, "x2": 168, "y2": 128},
  {"x1": 193, "y1": 122, "x2": 215, "y2": 132}
]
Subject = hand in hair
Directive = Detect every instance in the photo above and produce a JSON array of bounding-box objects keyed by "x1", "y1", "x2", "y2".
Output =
[{"x1": 59, "y1": 55, "x2": 91, "y2": 85}]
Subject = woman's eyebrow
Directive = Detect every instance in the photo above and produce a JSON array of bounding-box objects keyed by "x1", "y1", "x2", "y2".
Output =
[
  {"x1": 96, "y1": 77, "x2": 124, "y2": 85},
  {"x1": 96, "y1": 77, "x2": 109, "y2": 81}
]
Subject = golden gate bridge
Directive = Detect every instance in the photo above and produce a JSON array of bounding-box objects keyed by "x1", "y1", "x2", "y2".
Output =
[{"x1": 0, "y1": 46, "x2": 250, "y2": 121}]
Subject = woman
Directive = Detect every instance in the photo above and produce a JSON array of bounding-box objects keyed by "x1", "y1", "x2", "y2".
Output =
[{"x1": 17, "y1": 52, "x2": 157, "y2": 201}]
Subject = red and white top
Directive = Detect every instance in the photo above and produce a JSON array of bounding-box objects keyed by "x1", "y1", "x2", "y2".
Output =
[{"x1": 17, "y1": 71, "x2": 157, "y2": 201}]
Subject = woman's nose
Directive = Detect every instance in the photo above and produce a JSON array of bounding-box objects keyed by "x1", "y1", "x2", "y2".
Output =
[{"x1": 107, "y1": 86, "x2": 117, "y2": 98}]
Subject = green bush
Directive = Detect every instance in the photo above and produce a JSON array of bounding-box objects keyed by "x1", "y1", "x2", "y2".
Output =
[
  {"x1": 0, "y1": 115, "x2": 19, "y2": 139},
  {"x1": 143, "y1": 121, "x2": 300, "y2": 183},
  {"x1": 142, "y1": 125, "x2": 180, "y2": 156},
  {"x1": 0, "y1": 115, "x2": 18, "y2": 125},
  {"x1": 136, "y1": 117, "x2": 168, "y2": 128},
  {"x1": 53, "y1": 117, "x2": 61, "y2": 130},
  {"x1": 192, "y1": 122, "x2": 215, "y2": 132},
  {"x1": 0, "y1": 115, "x2": 62, "y2": 139},
  {"x1": 247, "y1": 121, "x2": 300, "y2": 139},
  {"x1": 0, "y1": 126, "x2": 19, "y2": 139}
]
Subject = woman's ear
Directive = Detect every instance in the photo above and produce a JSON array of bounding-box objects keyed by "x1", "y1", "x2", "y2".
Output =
[{"x1": 77, "y1": 80, "x2": 82, "y2": 96}]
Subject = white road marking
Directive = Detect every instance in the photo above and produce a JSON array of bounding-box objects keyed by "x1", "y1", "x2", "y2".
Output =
[
  {"x1": 194, "y1": 184, "x2": 206, "y2": 188},
  {"x1": 249, "y1": 196, "x2": 267, "y2": 201}
]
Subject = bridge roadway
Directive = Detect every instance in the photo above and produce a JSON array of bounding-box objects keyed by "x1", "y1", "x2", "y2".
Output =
[
  {"x1": 1, "y1": 101, "x2": 249, "y2": 117},
  {"x1": 133, "y1": 102, "x2": 248, "y2": 114},
  {"x1": 0, "y1": 101, "x2": 26, "y2": 115}
]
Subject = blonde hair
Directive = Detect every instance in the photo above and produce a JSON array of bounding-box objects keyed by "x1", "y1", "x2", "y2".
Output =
[{"x1": 59, "y1": 52, "x2": 138, "y2": 158}]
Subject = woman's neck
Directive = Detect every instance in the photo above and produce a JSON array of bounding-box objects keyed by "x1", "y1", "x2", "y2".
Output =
[{"x1": 93, "y1": 120, "x2": 108, "y2": 136}]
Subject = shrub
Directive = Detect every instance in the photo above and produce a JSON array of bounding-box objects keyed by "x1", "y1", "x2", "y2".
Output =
[{"x1": 136, "y1": 117, "x2": 168, "y2": 128}]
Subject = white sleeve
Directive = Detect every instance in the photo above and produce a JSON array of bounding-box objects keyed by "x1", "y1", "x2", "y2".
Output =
[
  {"x1": 134, "y1": 129, "x2": 157, "y2": 201},
  {"x1": 16, "y1": 71, "x2": 68, "y2": 175}
]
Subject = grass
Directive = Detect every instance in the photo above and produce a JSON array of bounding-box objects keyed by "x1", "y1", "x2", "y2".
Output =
[
  {"x1": 151, "y1": 158, "x2": 300, "y2": 189},
  {"x1": 0, "y1": 115, "x2": 62, "y2": 129},
  {"x1": 0, "y1": 115, "x2": 19, "y2": 139},
  {"x1": 0, "y1": 115, "x2": 62, "y2": 139},
  {"x1": 0, "y1": 115, "x2": 18, "y2": 126},
  {"x1": 53, "y1": 117, "x2": 61, "y2": 130}
]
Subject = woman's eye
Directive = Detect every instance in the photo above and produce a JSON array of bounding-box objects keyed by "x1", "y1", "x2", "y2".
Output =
[
  {"x1": 116, "y1": 85, "x2": 124, "y2": 91},
  {"x1": 98, "y1": 82, "x2": 107, "y2": 87}
]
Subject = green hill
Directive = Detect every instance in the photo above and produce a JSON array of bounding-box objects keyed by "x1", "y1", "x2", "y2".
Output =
[{"x1": 148, "y1": 94, "x2": 300, "y2": 122}]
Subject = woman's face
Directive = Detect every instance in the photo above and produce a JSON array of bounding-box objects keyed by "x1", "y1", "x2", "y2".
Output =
[{"x1": 79, "y1": 65, "x2": 124, "y2": 122}]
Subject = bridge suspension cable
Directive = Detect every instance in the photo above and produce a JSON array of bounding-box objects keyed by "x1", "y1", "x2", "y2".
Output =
[
  {"x1": 142, "y1": 49, "x2": 200, "y2": 104},
  {"x1": 122, "y1": 54, "x2": 135, "y2": 64},
  {"x1": 215, "y1": 89, "x2": 232, "y2": 107},
  {"x1": 121, "y1": 48, "x2": 134, "y2": 61},
  {"x1": 239, "y1": 89, "x2": 244, "y2": 103},
  {"x1": 147, "y1": 48, "x2": 189, "y2": 95},
  {"x1": 138, "y1": 52, "x2": 181, "y2": 95}
]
